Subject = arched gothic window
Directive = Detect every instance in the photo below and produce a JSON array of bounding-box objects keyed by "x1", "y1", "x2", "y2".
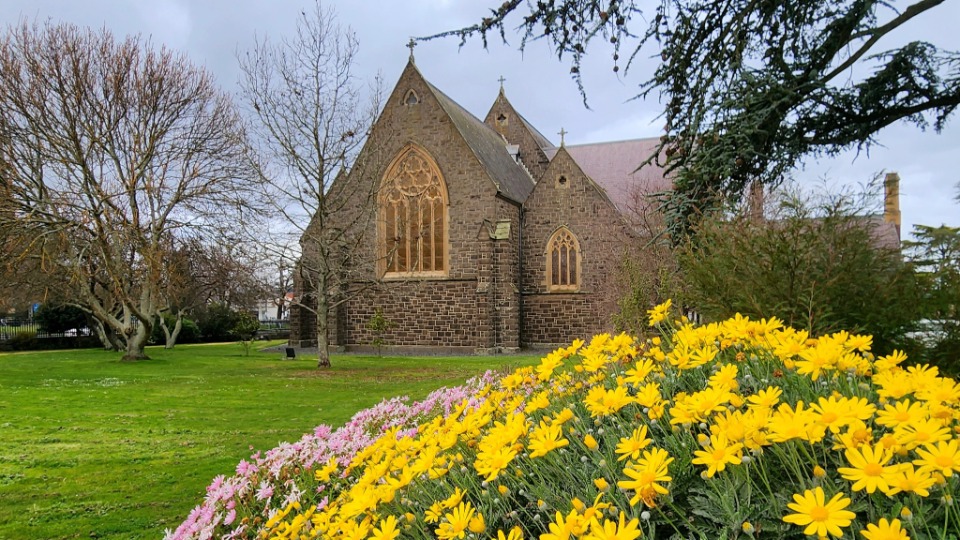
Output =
[
  {"x1": 380, "y1": 146, "x2": 448, "y2": 276},
  {"x1": 546, "y1": 227, "x2": 580, "y2": 291}
]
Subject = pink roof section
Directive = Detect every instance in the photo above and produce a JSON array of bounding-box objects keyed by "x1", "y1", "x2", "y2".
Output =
[{"x1": 546, "y1": 137, "x2": 673, "y2": 215}]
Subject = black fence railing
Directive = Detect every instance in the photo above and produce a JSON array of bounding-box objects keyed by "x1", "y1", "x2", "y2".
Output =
[
  {"x1": 0, "y1": 320, "x2": 94, "y2": 341},
  {"x1": 256, "y1": 319, "x2": 290, "y2": 340},
  {"x1": 1, "y1": 317, "x2": 289, "y2": 342},
  {"x1": 258, "y1": 319, "x2": 290, "y2": 330}
]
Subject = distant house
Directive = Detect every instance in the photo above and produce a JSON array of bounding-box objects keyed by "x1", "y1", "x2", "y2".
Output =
[{"x1": 256, "y1": 292, "x2": 294, "y2": 322}]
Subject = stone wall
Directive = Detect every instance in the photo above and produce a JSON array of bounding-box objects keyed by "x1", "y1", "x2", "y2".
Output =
[
  {"x1": 483, "y1": 92, "x2": 551, "y2": 180},
  {"x1": 520, "y1": 147, "x2": 634, "y2": 347},
  {"x1": 290, "y1": 60, "x2": 525, "y2": 351},
  {"x1": 337, "y1": 280, "x2": 484, "y2": 349},
  {"x1": 290, "y1": 64, "x2": 637, "y2": 354}
]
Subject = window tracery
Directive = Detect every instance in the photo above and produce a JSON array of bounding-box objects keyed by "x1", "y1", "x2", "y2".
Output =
[
  {"x1": 547, "y1": 227, "x2": 580, "y2": 291},
  {"x1": 380, "y1": 146, "x2": 447, "y2": 276}
]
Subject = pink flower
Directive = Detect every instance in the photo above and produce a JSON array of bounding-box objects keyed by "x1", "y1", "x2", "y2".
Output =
[{"x1": 255, "y1": 482, "x2": 273, "y2": 501}]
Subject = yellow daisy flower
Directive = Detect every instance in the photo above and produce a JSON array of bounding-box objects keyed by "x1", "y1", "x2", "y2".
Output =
[
  {"x1": 618, "y1": 447, "x2": 673, "y2": 508},
  {"x1": 584, "y1": 513, "x2": 641, "y2": 540},
  {"x1": 435, "y1": 501, "x2": 475, "y2": 540},
  {"x1": 875, "y1": 399, "x2": 929, "y2": 429},
  {"x1": 584, "y1": 385, "x2": 634, "y2": 417},
  {"x1": 528, "y1": 421, "x2": 569, "y2": 458},
  {"x1": 782, "y1": 487, "x2": 856, "y2": 538},
  {"x1": 371, "y1": 515, "x2": 400, "y2": 540},
  {"x1": 914, "y1": 439, "x2": 960, "y2": 477},
  {"x1": 860, "y1": 517, "x2": 910, "y2": 540},
  {"x1": 886, "y1": 463, "x2": 936, "y2": 497},
  {"x1": 837, "y1": 442, "x2": 899, "y2": 494},
  {"x1": 615, "y1": 425, "x2": 652, "y2": 461},
  {"x1": 647, "y1": 299, "x2": 672, "y2": 326},
  {"x1": 692, "y1": 432, "x2": 743, "y2": 477},
  {"x1": 497, "y1": 526, "x2": 524, "y2": 540}
]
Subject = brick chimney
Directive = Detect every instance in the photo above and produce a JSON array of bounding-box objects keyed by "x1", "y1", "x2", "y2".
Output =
[
  {"x1": 747, "y1": 180, "x2": 765, "y2": 222},
  {"x1": 883, "y1": 172, "x2": 901, "y2": 238}
]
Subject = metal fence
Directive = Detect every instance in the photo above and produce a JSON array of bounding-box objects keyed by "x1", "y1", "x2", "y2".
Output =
[
  {"x1": 1, "y1": 317, "x2": 289, "y2": 341},
  {"x1": 256, "y1": 319, "x2": 290, "y2": 340},
  {"x1": 0, "y1": 319, "x2": 93, "y2": 341}
]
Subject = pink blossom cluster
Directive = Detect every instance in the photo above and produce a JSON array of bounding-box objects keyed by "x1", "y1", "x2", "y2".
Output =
[{"x1": 164, "y1": 371, "x2": 499, "y2": 540}]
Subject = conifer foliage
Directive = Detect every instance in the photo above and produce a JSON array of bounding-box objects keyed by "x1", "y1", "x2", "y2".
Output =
[{"x1": 428, "y1": 0, "x2": 960, "y2": 232}]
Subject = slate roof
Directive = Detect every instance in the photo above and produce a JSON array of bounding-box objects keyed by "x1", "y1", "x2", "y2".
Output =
[
  {"x1": 858, "y1": 216, "x2": 902, "y2": 251},
  {"x1": 421, "y1": 76, "x2": 535, "y2": 204},
  {"x1": 519, "y1": 112, "x2": 554, "y2": 151},
  {"x1": 546, "y1": 138, "x2": 672, "y2": 215}
]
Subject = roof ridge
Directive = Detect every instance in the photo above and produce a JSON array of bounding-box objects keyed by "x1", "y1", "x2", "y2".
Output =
[
  {"x1": 418, "y1": 73, "x2": 534, "y2": 203},
  {"x1": 560, "y1": 135, "x2": 662, "y2": 149}
]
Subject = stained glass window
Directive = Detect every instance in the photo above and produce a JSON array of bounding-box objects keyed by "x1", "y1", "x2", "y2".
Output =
[
  {"x1": 380, "y1": 147, "x2": 447, "y2": 276},
  {"x1": 547, "y1": 227, "x2": 580, "y2": 291}
]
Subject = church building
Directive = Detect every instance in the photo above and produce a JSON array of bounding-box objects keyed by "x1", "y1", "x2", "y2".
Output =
[{"x1": 289, "y1": 57, "x2": 671, "y2": 353}]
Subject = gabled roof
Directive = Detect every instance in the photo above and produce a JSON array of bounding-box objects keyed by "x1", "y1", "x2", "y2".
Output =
[
  {"x1": 546, "y1": 138, "x2": 672, "y2": 215},
  {"x1": 416, "y1": 67, "x2": 535, "y2": 204},
  {"x1": 858, "y1": 215, "x2": 902, "y2": 251},
  {"x1": 518, "y1": 110, "x2": 554, "y2": 151},
  {"x1": 543, "y1": 145, "x2": 626, "y2": 216}
]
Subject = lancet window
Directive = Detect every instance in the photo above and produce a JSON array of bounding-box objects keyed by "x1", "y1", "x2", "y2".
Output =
[{"x1": 547, "y1": 227, "x2": 580, "y2": 291}]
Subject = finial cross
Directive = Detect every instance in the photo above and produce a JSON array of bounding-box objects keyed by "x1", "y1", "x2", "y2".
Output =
[
  {"x1": 407, "y1": 38, "x2": 417, "y2": 59},
  {"x1": 498, "y1": 75, "x2": 506, "y2": 90},
  {"x1": 558, "y1": 127, "x2": 568, "y2": 147}
]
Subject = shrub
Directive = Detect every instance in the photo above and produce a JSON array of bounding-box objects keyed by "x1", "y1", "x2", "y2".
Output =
[
  {"x1": 366, "y1": 308, "x2": 395, "y2": 356},
  {"x1": 193, "y1": 303, "x2": 242, "y2": 342},
  {"x1": 170, "y1": 301, "x2": 959, "y2": 540},
  {"x1": 34, "y1": 303, "x2": 87, "y2": 334},
  {"x1": 231, "y1": 311, "x2": 260, "y2": 356},
  {"x1": 905, "y1": 224, "x2": 960, "y2": 375},
  {"x1": 926, "y1": 321, "x2": 960, "y2": 377},
  {"x1": 680, "y1": 185, "x2": 921, "y2": 352},
  {"x1": 6, "y1": 329, "x2": 37, "y2": 350},
  {"x1": 150, "y1": 315, "x2": 200, "y2": 345}
]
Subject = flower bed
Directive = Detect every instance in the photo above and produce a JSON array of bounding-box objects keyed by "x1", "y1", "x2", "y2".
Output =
[{"x1": 169, "y1": 300, "x2": 959, "y2": 539}]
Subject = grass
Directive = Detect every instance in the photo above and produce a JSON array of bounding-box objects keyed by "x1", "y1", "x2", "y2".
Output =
[{"x1": 0, "y1": 342, "x2": 539, "y2": 540}]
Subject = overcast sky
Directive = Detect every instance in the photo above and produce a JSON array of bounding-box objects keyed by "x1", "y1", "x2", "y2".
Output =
[{"x1": 2, "y1": 0, "x2": 957, "y2": 239}]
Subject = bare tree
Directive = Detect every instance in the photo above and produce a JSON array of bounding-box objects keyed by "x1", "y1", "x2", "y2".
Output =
[
  {"x1": 156, "y1": 235, "x2": 266, "y2": 348},
  {"x1": 238, "y1": 2, "x2": 384, "y2": 368},
  {"x1": 0, "y1": 21, "x2": 261, "y2": 360}
]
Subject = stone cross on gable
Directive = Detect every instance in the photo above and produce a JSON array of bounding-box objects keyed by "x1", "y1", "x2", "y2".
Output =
[
  {"x1": 407, "y1": 38, "x2": 416, "y2": 61},
  {"x1": 498, "y1": 76, "x2": 506, "y2": 91},
  {"x1": 558, "y1": 127, "x2": 567, "y2": 147}
]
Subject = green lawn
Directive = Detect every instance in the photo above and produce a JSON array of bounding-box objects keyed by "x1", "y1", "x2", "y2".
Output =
[{"x1": 0, "y1": 342, "x2": 539, "y2": 540}]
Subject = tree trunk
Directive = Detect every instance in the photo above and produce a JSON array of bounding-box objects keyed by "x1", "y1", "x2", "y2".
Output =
[
  {"x1": 315, "y1": 272, "x2": 331, "y2": 368},
  {"x1": 121, "y1": 319, "x2": 152, "y2": 361},
  {"x1": 91, "y1": 317, "x2": 124, "y2": 351},
  {"x1": 105, "y1": 326, "x2": 124, "y2": 351},
  {"x1": 159, "y1": 310, "x2": 183, "y2": 349}
]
